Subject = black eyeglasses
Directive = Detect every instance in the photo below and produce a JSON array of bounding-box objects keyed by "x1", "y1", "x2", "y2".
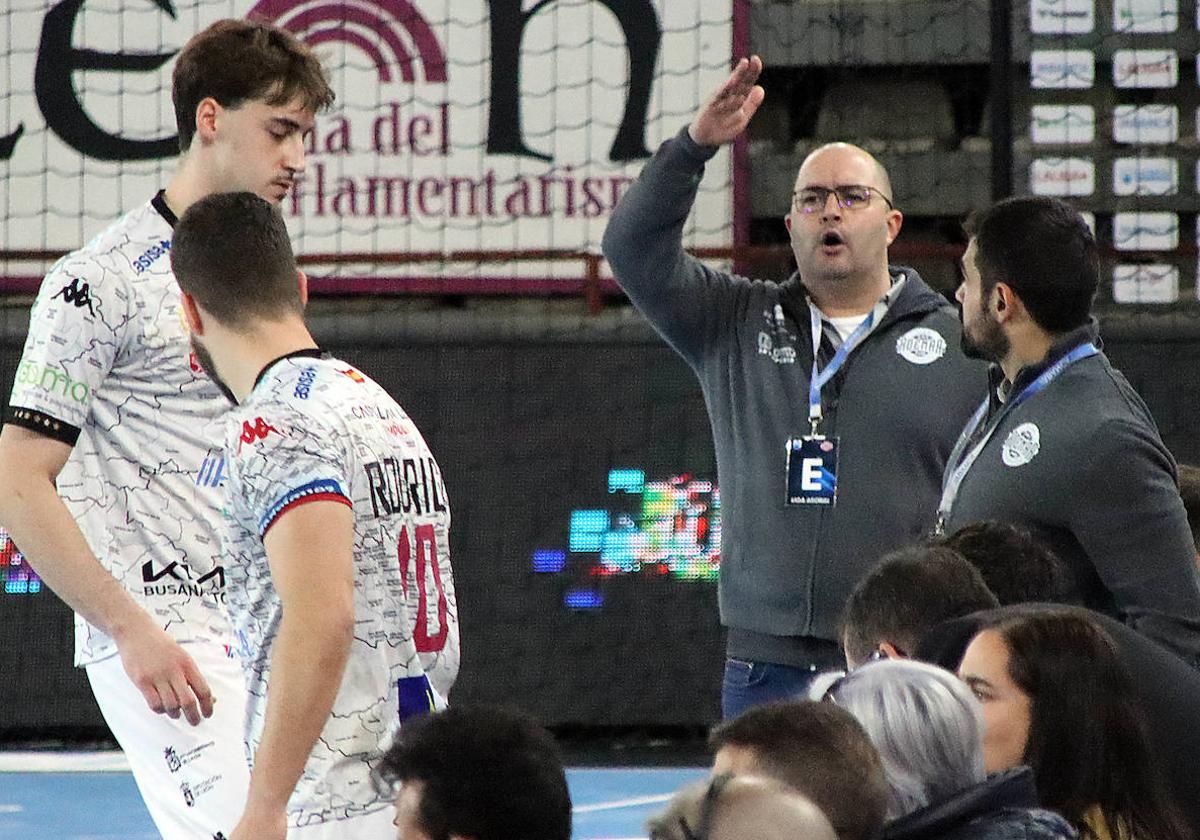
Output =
[{"x1": 793, "y1": 185, "x2": 895, "y2": 214}]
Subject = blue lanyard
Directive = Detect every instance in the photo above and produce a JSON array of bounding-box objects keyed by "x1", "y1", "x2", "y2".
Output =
[
  {"x1": 807, "y1": 301, "x2": 887, "y2": 434},
  {"x1": 937, "y1": 342, "x2": 1099, "y2": 529}
]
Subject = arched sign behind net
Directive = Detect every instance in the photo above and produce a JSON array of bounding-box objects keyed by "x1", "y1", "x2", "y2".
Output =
[{"x1": 1, "y1": 0, "x2": 734, "y2": 291}]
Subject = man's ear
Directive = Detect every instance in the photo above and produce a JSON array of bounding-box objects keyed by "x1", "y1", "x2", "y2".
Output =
[
  {"x1": 878, "y1": 641, "x2": 907, "y2": 660},
  {"x1": 992, "y1": 281, "x2": 1022, "y2": 324},
  {"x1": 193, "y1": 97, "x2": 222, "y2": 146},
  {"x1": 297, "y1": 269, "x2": 309, "y2": 308},
  {"x1": 885, "y1": 208, "x2": 903, "y2": 246},
  {"x1": 180, "y1": 291, "x2": 205, "y2": 335}
]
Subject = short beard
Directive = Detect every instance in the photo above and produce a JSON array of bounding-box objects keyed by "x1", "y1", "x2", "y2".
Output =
[
  {"x1": 190, "y1": 336, "x2": 238, "y2": 405},
  {"x1": 960, "y1": 308, "x2": 1010, "y2": 363}
]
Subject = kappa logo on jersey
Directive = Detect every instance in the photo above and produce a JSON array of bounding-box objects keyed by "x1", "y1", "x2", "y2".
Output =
[
  {"x1": 52, "y1": 277, "x2": 95, "y2": 315},
  {"x1": 238, "y1": 417, "x2": 281, "y2": 453},
  {"x1": 1002, "y1": 422, "x2": 1041, "y2": 467},
  {"x1": 340, "y1": 367, "x2": 366, "y2": 383}
]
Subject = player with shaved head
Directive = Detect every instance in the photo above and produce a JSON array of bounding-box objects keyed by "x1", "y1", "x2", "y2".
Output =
[{"x1": 603, "y1": 56, "x2": 985, "y2": 717}]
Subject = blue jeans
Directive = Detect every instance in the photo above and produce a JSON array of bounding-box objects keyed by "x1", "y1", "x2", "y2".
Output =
[{"x1": 721, "y1": 658, "x2": 830, "y2": 720}]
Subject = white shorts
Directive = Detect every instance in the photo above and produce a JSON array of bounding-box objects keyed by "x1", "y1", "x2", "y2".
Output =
[
  {"x1": 290, "y1": 806, "x2": 397, "y2": 839},
  {"x1": 86, "y1": 642, "x2": 251, "y2": 840}
]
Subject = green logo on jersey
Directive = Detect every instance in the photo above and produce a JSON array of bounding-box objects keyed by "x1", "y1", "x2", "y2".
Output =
[{"x1": 15, "y1": 360, "x2": 90, "y2": 403}]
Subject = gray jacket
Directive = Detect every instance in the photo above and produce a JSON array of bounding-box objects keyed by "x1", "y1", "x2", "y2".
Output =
[
  {"x1": 602, "y1": 127, "x2": 986, "y2": 650},
  {"x1": 942, "y1": 322, "x2": 1200, "y2": 666}
]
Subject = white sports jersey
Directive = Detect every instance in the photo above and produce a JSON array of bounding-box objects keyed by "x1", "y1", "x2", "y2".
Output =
[
  {"x1": 7, "y1": 193, "x2": 234, "y2": 666},
  {"x1": 221, "y1": 352, "x2": 459, "y2": 827}
]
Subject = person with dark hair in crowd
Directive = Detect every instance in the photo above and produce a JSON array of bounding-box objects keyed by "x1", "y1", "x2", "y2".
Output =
[
  {"x1": 648, "y1": 774, "x2": 838, "y2": 840},
  {"x1": 375, "y1": 706, "x2": 571, "y2": 840},
  {"x1": 942, "y1": 195, "x2": 1200, "y2": 665},
  {"x1": 0, "y1": 19, "x2": 333, "y2": 839},
  {"x1": 603, "y1": 53, "x2": 984, "y2": 718},
  {"x1": 825, "y1": 659, "x2": 1074, "y2": 840},
  {"x1": 841, "y1": 545, "x2": 998, "y2": 669},
  {"x1": 708, "y1": 700, "x2": 888, "y2": 840},
  {"x1": 935, "y1": 520, "x2": 1075, "y2": 605},
  {"x1": 172, "y1": 192, "x2": 458, "y2": 839},
  {"x1": 920, "y1": 602, "x2": 1200, "y2": 833},
  {"x1": 958, "y1": 610, "x2": 1193, "y2": 840}
]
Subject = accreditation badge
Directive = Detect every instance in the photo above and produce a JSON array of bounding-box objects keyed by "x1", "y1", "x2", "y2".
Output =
[{"x1": 786, "y1": 435, "x2": 840, "y2": 506}]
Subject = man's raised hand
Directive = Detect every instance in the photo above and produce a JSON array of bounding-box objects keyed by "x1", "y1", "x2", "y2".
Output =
[{"x1": 688, "y1": 55, "x2": 765, "y2": 147}]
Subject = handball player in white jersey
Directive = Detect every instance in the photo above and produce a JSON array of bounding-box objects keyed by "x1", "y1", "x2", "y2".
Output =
[
  {"x1": 0, "y1": 20, "x2": 333, "y2": 839},
  {"x1": 171, "y1": 191, "x2": 459, "y2": 840}
]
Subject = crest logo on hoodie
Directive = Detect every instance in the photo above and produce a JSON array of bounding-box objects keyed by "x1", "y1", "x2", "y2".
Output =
[
  {"x1": 1002, "y1": 423, "x2": 1041, "y2": 467},
  {"x1": 895, "y1": 327, "x2": 947, "y2": 365}
]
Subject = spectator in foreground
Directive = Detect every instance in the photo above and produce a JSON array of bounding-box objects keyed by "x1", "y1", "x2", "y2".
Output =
[
  {"x1": 708, "y1": 699, "x2": 888, "y2": 840},
  {"x1": 957, "y1": 610, "x2": 1192, "y2": 840},
  {"x1": 374, "y1": 706, "x2": 571, "y2": 840},
  {"x1": 824, "y1": 659, "x2": 1074, "y2": 840},
  {"x1": 647, "y1": 774, "x2": 838, "y2": 840}
]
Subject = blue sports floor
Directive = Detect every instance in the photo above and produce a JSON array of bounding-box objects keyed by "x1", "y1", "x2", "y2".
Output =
[{"x1": 0, "y1": 754, "x2": 706, "y2": 840}]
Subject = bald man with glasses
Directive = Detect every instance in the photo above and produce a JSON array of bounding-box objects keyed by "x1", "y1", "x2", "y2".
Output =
[{"x1": 602, "y1": 56, "x2": 985, "y2": 719}]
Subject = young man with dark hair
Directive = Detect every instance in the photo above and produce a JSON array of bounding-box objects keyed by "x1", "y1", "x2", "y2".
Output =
[
  {"x1": 840, "y1": 545, "x2": 999, "y2": 669},
  {"x1": 944, "y1": 195, "x2": 1200, "y2": 666},
  {"x1": 936, "y1": 520, "x2": 1074, "y2": 606},
  {"x1": 172, "y1": 192, "x2": 458, "y2": 840},
  {"x1": 375, "y1": 706, "x2": 571, "y2": 840},
  {"x1": 0, "y1": 19, "x2": 332, "y2": 839},
  {"x1": 708, "y1": 700, "x2": 888, "y2": 840}
]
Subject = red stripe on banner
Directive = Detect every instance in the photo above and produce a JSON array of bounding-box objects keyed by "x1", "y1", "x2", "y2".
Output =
[{"x1": 261, "y1": 492, "x2": 353, "y2": 538}]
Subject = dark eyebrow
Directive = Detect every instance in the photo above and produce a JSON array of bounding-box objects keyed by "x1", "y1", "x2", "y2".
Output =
[
  {"x1": 268, "y1": 117, "x2": 304, "y2": 132},
  {"x1": 961, "y1": 675, "x2": 993, "y2": 691}
]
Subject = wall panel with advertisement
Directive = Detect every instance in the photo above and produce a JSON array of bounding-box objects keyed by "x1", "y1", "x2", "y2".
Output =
[{"x1": 0, "y1": 1, "x2": 737, "y2": 293}]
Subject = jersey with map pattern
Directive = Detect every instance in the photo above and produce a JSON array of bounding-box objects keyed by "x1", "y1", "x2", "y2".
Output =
[
  {"x1": 6, "y1": 193, "x2": 235, "y2": 667},
  {"x1": 221, "y1": 353, "x2": 459, "y2": 827}
]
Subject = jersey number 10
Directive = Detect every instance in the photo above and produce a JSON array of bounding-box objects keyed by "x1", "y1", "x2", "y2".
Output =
[{"x1": 398, "y1": 523, "x2": 449, "y2": 653}]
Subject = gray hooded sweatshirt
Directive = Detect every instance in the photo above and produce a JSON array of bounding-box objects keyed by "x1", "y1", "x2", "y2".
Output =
[{"x1": 602, "y1": 127, "x2": 986, "y2": 659}]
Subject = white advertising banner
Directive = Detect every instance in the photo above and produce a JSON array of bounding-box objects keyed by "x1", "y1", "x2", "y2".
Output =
[{"x1": 0, "y1": 1, "x2": 735, "y2": 289}]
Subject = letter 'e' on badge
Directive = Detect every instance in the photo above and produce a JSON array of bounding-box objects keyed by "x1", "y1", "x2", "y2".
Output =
[
  {"x1": 1002, "y1": 422, "x2": 1041, "y2": 467},
  {"x1": 895, "y1": 327, "x2": 947, "y2": 365}
]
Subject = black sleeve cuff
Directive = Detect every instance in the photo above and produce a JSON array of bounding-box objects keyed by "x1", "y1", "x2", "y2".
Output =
[{"x1": 5, "y1": 406, "x2": 81, "y2": 446}]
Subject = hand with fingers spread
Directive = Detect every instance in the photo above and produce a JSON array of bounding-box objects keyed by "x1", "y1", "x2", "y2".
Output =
[
  {"x1": 113, "y1": 613, "x2": 215, "y2": 726},
  {"x1": 688, "y1": 55, "x2": 766, "y2": 148}
]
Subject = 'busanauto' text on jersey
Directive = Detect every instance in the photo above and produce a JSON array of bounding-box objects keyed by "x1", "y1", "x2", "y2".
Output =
[{"x1": 6, "y1": 193, "x2": 234, "y2": 665}]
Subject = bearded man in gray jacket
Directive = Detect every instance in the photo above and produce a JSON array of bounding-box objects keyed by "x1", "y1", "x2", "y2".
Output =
[
  {"x1": 943, "y1": 195, "x2": 1200, "y2": 666},
  {"x1": 602, "y1": 56, "x2": 986, "y2": 717}
]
